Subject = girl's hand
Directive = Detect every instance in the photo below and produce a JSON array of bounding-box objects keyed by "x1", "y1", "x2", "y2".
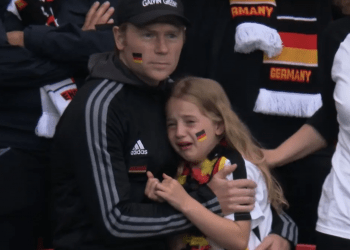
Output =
[
  {"x1": 155, "y1": 173, "x2": 192, "y2": 211},
  {"x1": 144, "y1": 171, "x2": 164, "y2": 202}
]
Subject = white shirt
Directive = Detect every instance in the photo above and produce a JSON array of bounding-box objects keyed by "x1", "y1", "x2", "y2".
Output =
[
  {"x1": 210, "y1": 159, "x2": 273, "y2": 250},
  {"x1": 316, "y1": 33, "x2": 350, "y2": 240}
]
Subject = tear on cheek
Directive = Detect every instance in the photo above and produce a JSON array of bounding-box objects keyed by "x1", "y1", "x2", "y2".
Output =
[
  {"x1": 196, "y1": 130, "x2": 207, "y2": 142},
  {"x1": 133, "y1": 53, "x2": 143, "y2": 64}
]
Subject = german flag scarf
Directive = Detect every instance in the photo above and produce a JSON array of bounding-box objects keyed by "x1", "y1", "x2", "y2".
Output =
[{"x1": 254, "y1": 0, "x2": 326, "y2": 118}]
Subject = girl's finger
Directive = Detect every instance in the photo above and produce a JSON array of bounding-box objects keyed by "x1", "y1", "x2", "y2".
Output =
[
  {"x1": 155, "y1": 183, "x2": 168, "y2": 192},
  {"x1": 155, "y1": 190, "x2": 167, "y2": 200},
  {"x1": 146, "y1": 171, "x2": 154, "y2": 179},
  {"x1": 144, "y1": 180, "x2": 153, "y2": 195},
  {"x1": 162, "y1": 173, "x2": 172, "y2": 179},
  {"x1": 145, "y1": 178, "x2": 158, "y2": 195}
]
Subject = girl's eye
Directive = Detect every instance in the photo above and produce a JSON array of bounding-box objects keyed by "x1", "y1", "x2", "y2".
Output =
[{"x1": 186, "y1": 120, "x2": 195, "y2": 125}]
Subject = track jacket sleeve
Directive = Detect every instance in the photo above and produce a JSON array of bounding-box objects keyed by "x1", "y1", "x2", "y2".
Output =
[
  {"x1": 0, "y1": 20, "x2": 73, "y2": 87},
  {"x1": 0, "y1": 17, "x2": 6, "y2": 44},
  {"x1": 270, "y1": 208, "x2": 298, "y2": 247},
  {"x1": 57, "y1": 80, "x2": 221, "y2": 245},
  {"x1": 23, "y1": 23, "x2": 115, "y2": 63}
]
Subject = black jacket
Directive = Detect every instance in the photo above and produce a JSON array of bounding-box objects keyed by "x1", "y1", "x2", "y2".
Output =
[
  {"x1": 51, "y1": 52, "x2": 221, "y2": 250},
  {"x1": 0, "y1": 17, "x2": 73, "y2": 150},
  {"x1": 0, "y1": 0, "x2": 117, "y2": 151},
  {"x1": 23, "y1": 0, "x2": 117, "y2": 65}
]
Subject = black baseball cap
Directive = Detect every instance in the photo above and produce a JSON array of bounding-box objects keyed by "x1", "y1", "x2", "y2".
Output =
[{"x1": 115, "y1": 0, "x2": 190, "y2": 26}]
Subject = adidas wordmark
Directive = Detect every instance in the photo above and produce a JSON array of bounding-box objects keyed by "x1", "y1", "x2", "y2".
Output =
[{"x1": 131, "y1": 140, "x2": 148, "y2": 155}]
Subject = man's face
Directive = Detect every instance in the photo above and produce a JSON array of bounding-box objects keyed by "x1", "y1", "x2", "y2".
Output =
[{"x1": 114, "y1": 22, "x2": 185, "y2": 86}]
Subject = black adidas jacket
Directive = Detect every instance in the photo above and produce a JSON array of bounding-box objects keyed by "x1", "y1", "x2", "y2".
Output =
[{"x1": 51, "y1": 52, "x2": 222, "y2": 250}]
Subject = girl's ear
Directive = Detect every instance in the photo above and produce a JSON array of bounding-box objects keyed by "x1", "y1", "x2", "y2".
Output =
[
  {"x1": 215, "y1": 121, "x2": 225, "y2": 136},
  {"x1": 113, "y1": 26, "x2": 126, "y2": 50}
]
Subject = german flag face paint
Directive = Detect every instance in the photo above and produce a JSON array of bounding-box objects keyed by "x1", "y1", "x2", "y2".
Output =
[
  {"x1": 196, "y1": 130, "x2": 207, "y2": 142},
  {"x1": 132, "y1": 53, "x2": 143, "y2": 64}
]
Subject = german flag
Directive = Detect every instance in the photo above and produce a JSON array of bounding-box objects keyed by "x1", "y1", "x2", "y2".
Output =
[
  {"x1": 263, "y1": 32, "x2": 318, "y2": 67},
  {"x1": 196, "y1": 130, "x2": 207, "y2": 142},
  {"x1": 133, "y1": 53, "x2": 143, "y2": 64},
  {"x1": 212, "y1": 157, "x2": 228, "y2": 175},
  {"x1": 128, "y1": 166, "x2": 147, "y2": 173}
]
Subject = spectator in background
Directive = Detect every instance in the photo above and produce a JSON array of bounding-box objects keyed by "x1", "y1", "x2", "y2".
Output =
[
  {"x1": 264, "y1": 0, "x2": 350, "y2": 249},
  {"x1": 0, "y1": 1, "x2": 115, "y2": 249}
]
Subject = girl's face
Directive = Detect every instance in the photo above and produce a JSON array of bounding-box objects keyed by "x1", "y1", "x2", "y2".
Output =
[{"x1": 166, "y1": 97, "x2": 224, "y2": 163}]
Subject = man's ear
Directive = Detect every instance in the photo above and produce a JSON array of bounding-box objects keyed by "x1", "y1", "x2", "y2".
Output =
[
  {"x1": 215, "y1": 121, "x2": 225, "y2": 136},
  {"x1": 113, "y1": 26, "x2": 125, "y2": 50}
]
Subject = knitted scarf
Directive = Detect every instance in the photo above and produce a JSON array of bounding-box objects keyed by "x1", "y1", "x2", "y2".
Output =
[
  {"x1": 254, "y1": 0, "x2": 326, "y2": 117},
  {"x1": 229, "y1": 0, "x2": 282, "y2": 58},
  {"x1": 177, "y1": 145, "x2": 230, "y2": 250}
]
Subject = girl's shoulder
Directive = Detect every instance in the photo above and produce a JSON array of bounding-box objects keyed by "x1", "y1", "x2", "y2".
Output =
[
  {"x1": 243, "y1": 159, "x2": 265, "y2": 186},
  {"x1": 213, "y1": 146, "x2": 247, "y2": 179}
]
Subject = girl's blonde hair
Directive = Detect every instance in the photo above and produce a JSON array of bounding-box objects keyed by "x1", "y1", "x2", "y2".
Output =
[{"x1": 169, "y1": 77, "x2": 288, "y2": 213}]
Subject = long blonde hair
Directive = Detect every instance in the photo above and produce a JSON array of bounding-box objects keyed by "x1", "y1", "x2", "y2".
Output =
[{"x1": 169, "y1": 77, "x2": 288, "y2": 213}]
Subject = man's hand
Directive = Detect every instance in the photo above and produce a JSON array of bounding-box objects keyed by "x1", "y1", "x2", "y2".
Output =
[
  {"x1": 6, "y1": 31, "x2": 24, "y2": 47},
  {"x1": 82, "y1": 1, "x2": 115, "y2": 31},
  {"x1": 207, "y1": 164, "x2": 256, "y2": 215},
  {"x1": 255, "y1": 234, "x2": 291, "y2": 250}
]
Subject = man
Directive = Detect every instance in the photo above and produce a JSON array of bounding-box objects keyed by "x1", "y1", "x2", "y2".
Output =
[{"x1": 51, "y1": 0, "x2": 295, "y2": 250}]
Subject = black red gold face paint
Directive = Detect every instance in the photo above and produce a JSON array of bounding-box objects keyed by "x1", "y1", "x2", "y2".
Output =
[
  {"x1": 196, "y1": 130, "x2": 207, "y2": 142},
  {"x1": 132, "y1": 53, "x2": 142, "y2": 63}
]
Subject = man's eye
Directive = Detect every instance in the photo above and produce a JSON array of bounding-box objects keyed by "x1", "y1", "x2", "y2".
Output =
[
  {"x1": 167, "y1": 123, "x2": 176, "y2": 128},
  {"x1": 143, "y1": 33, "x2": 154, "y2": 38},
  {"x1": 167, "y1": 33, "x2": 177, "y2": 39}
]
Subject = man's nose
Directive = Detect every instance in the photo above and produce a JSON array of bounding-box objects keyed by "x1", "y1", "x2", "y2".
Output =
[{"x1": 155, "y1": 36, "x2": 169, "y2": 54}]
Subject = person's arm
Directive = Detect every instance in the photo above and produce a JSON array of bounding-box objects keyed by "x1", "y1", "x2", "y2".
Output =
[
  {"x1": 145, "y1": 165, "x2": 257, "y2": 214},
  {"x1": 263, "y1": 19, "x2": 343, "y2": 169},
  {"x1": 6, "y1": 2, "x2": 116, "y2": 63},
  {"x1": 156, "y1": 174, "x2": 251, "y2": 250},
  {"x1": 263, "y1": 124, "x2": 327, "y2": 168},
  {"x1": 22, "y1": 23, "x2": 115, "y2": 63},
  {"x1": 0, "y1": 19, "x2": 73, "y2": 87}
]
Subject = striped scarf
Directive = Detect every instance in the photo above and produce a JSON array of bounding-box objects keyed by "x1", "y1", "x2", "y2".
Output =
[{"x1": 254, "y1": 0, "x2": 326, "y2": 118}]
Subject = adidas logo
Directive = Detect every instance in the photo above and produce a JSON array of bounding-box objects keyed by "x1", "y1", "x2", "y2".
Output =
[{"x1": 131, "y1": 140, "x2": 148, "y2": 155}]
